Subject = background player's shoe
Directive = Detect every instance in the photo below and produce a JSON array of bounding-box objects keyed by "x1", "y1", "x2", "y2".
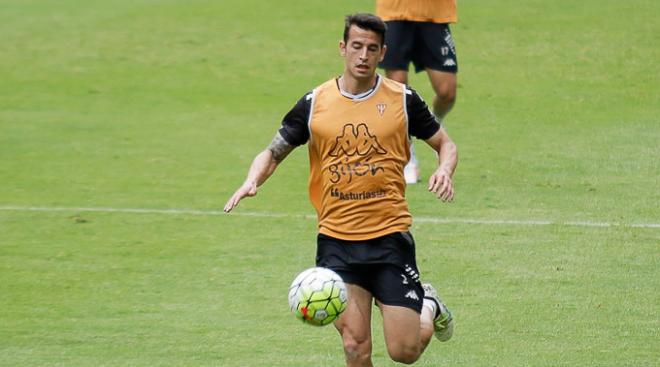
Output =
[
  {"x1": 422, "y1": 283, "x2": 454, "y2": 342},
  {"x1": 404, "y1": 161, "x2": 420, "y2": 184},
  {"x1": 404, "y1": 145, "x2": 420, "y2": 184}
]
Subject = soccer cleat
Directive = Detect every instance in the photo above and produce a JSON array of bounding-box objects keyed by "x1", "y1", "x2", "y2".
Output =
[{"x1": 422, "y1": 283, "x2": 454, "y2": 342}]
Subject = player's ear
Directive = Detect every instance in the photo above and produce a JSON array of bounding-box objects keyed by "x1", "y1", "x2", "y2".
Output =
[
  {"x1": 379, "y1": 44, "x2": 387, "y2": 62},
  {"x1": 339, "y1": 40, "x2": 347, "y2": 57}
]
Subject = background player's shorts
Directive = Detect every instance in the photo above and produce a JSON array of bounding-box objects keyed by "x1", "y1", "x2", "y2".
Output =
[
  {"x1": 380, "y1": 21, "x2": 458, "y2": 74},
  {"x1": 316, "y1": 231, "x2": 424, "y2": 313}
]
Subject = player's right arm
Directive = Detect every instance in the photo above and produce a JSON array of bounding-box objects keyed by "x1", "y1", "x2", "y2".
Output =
[
  {"x1": 223, "y1": 91, "x2": 312, "y2": 213},
  {"x1": 223, "y1": 133, "x2": 294, "y2": 213}
]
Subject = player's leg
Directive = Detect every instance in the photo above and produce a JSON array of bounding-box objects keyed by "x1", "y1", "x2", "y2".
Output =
[
  {"x1": 385, "y1": 69, "x2": 408, "y2": 84},
  {"x1": 380, "y1": 21, "x2": 425, "y2": 184},
  {"x1": 379, "y1": 21, "x2": 414, "y2": 75},
  {"x1": 316, "y1": 234, "x2": 375, "y2": 367},
  {"x1": 384, "y1": 68, "x2": 419, "y2": 183},
  {"x1": 422, "y1": 283, "x2": 455, "y2": 342},
  {"x1": 334, "y1": 283, "x2": 375, "y2": 367},
  {"x1": 369, "y1": 232, "x2": 449, "y2": 363},
  {"x1": 383, "y1": 67, "x2": 422, "y2": 184},
  {"x1": 426, "y1": 68, "x2": 457, "y2": 120},
  {"x1": 379, "y1": 303, "x2": 435, "y2": 364},
  {"x1": 416, "y1": 22, "x2": 458, "y2": 122},
  {"x1": 419, "y1": 301, "x2": 436, "y2": 347}
]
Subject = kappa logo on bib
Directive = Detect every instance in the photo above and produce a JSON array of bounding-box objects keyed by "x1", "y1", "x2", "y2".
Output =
[{"x1": 328, "y1": 123, "x2": 387, "y2": 157}]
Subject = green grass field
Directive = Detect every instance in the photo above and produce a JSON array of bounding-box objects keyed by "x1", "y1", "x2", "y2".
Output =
[{"x1": 1, "y1": 0, "x2": 659, "y2": 366}]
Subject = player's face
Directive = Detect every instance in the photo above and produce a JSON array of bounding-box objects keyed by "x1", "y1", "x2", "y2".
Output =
[{"x1": 340, "y1": 25, "x2": 386, "y2": 81}]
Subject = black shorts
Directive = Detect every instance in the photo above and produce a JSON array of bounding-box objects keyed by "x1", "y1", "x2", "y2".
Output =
[
  {"x1": 380, "y1": 21, "x2": 458, "y2": 74},
  {"x1": 316, "y1": 231, "x2": 424, "y2": 313}
]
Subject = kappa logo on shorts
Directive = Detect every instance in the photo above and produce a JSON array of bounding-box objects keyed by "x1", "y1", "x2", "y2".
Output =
[
  {"x1": 404, "y1": 290, "x2": 420, "y2": 301},
  {"x1": 443, "y1": 59, "x2": 456, "y2": 67}
]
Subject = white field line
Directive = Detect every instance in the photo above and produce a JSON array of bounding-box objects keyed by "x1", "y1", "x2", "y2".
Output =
[{"x1": 1, "y1": 205, "x2": 659, "y2": 229}]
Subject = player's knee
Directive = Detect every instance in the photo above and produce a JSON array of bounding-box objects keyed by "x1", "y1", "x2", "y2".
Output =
[
  {"x1": 340, "y1": 331, "x2": 372, "y2": 362},
  {"x1": 387, "y1": 343, "x2": 421, "y2": 364},
  {"x1": 436, "y1": 87, "x2": 456, "y2": 105},
  {"x1": 343, "y1": 340, "x2": 372, "y2": 363}
]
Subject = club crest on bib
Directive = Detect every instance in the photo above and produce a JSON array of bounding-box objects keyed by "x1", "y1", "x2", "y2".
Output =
[{"x1": 376, "y1": 103, "x2": 386, "y2": 116}]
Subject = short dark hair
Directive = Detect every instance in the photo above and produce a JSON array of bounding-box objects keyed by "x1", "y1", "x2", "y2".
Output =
[{"x1": 343, "y1": 13, "x2": 387, "y2": 46}]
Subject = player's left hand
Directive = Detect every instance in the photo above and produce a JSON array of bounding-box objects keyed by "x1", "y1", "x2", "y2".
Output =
[{"x1": 428, "y1": 168, "x2": 454, "y2": 202}]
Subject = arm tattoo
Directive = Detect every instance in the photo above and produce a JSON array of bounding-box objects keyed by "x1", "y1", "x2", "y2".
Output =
[{"x1": 267, "y1": 132, "x2": 295, "y2": 163}]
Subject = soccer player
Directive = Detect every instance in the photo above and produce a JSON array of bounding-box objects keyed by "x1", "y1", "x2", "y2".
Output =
[
  {"x1": 376, "y1": 0, "x2": 459, "y2": 184},
  {"x1": 224, "y1": 13, "x2": 457, "y2": 366}
]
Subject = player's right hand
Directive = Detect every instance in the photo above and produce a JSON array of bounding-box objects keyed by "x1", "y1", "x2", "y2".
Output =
[{"x1": 223, "y1": 181, "x2": 258, "y2": 213}]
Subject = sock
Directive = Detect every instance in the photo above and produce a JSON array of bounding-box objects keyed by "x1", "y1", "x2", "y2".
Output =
[
  {"x1": 434, "y1": 115, "x2": 445, "y2": 129},
  {"x1": 423, "y1": 298, "x2": 439, "y2": 319}
]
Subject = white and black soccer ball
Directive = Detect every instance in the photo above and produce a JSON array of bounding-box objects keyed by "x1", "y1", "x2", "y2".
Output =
[{"x1": 288, "y1": 267, "x2": 348, "y2": 326}]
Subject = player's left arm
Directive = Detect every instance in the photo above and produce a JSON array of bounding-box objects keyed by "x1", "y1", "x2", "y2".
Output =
[
  {"x1": 405, "y1": 85, "x2": 458, "y2": 202},
  {"x1": 424, "y1": 128, "x2": 458, "y2": 202}
]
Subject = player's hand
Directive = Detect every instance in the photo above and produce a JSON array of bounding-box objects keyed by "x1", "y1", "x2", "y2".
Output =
[
  {"x1": 428, "y1": 168, "x2": 454, "y2": 202},
  {"x1": 223, "y1": 181, "x2": 258, "y2": 213}
]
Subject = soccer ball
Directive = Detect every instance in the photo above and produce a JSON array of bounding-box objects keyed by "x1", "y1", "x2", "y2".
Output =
[{"x1": 288, "y1": 267, "x2": 348, "y2": 326}]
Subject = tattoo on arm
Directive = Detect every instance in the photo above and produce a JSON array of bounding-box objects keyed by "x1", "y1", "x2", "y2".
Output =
[{"x1": 267, "y1": 132, "x2": 295, "y2": 163}]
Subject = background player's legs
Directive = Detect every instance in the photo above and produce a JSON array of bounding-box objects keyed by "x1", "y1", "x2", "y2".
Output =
[
  {"x1": 379, "y1": 303, "x2": 435, "y2": 364},
  {"x1": 334, "y1": 284, "x2": 375, "y2": 367},
  {"x1": 385, "y1": 69, "x2": 408, "y2": 85},
  {"x1": 426, "y1": 68, "x2": 457, "y2": 120},
  {"x1": 385, "y1": 70, "x2": 420, "y2": 184}
]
